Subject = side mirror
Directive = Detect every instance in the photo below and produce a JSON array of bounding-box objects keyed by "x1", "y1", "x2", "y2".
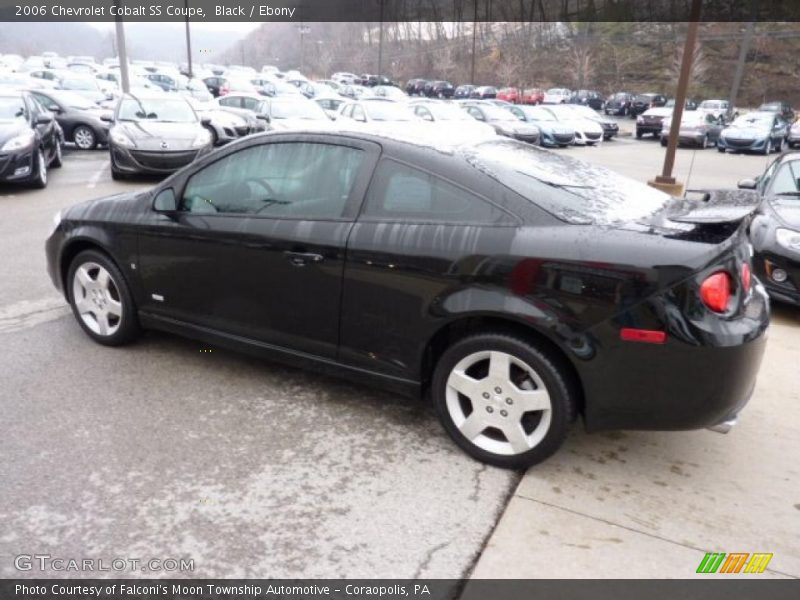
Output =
[
  {"x1": 737, "y1": 178, "x2": 757, "y2": 190},
  {"x1": 200, "y1": 117, "x2": 212, "y2": 127},
  {"x1": 422, "y1": 113, "x2": 433, "y2": 122},
  {"x1": 100, "y1": 113, "x2": 113, "y2": 122},
  {"x1": 256, "y1": 114, "x2": 270, "y2": 123},
  {"x1": 153, "y1": 188, "x2": 178, "y2": 212}
]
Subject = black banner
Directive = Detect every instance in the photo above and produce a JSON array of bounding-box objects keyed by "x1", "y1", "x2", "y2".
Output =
[
  {"x1": 1, "y1": 580, "x2": 799, "y2": 600},
  {"x1": 2, "y1": 0, "x2": 800, "y2": 23}
]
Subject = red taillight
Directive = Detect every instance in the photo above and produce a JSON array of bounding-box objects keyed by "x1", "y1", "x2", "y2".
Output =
[
  {"x1": 700, "y1": 271, "x2": 732, "y2": 313},
  {"x1": 620, "y1": 328, "x2": 667, "y2": 344},
  {"x1": 220, "y1": 85, "x2": 229, "y2": 96},
  {"x1": 741, "y1": 263, "x2": 752, "y2": 293}
]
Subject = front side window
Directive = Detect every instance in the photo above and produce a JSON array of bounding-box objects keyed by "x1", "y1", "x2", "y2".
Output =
[
  {"x1": 770, "y1": 161, "x2": 800, "y2": 196},
  {"x1": 182, "y1": 142, "x2": 365, "y2": 220},
  {"x1": 362, "y1": 159, "x2": 511, "y2": 224}
]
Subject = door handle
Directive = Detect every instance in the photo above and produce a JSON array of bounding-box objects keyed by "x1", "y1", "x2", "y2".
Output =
[{"x1": 284, "y1": 251, "x2": 324, "y2": 266}]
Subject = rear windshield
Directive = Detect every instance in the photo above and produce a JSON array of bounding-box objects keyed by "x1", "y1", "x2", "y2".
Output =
[{"x1": 460, "y1": 139, "x2": 670, "y2": 225}]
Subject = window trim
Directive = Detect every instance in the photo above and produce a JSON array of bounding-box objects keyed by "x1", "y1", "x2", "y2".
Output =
[
  {"x1": 356, "y1": 157, "x2": 520, "y2": 226},
  {"x1": 165, "y1": 135, "x2": 381, "y2": 223}
]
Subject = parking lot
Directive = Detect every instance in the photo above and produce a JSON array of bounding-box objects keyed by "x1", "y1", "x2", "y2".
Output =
[{"x1": 1, "y1": 138, "x2": 798, "y2": 580}]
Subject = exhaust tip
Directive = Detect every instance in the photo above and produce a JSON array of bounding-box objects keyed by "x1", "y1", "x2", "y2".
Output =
[{"x1": 708, "y1": 417, "x2": 737, "y2": 434}]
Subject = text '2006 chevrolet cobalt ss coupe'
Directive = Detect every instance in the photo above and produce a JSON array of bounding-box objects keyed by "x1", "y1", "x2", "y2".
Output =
[{"x1": 46, "y1": 132, "x2": 769, "y2": 468}]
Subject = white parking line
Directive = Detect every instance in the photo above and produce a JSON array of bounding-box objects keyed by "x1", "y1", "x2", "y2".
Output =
[{"x1": 87, "y1": 161, "x2": 110, "y2": 189}]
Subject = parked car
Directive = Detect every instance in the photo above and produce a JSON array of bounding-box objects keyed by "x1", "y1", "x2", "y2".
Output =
[
  {"x1": 665, "y1": 98, "x2": 699, "y2": 111},
  {"x1": 373, "y1": 85, "x2": 408, "y2": 101},
  {"x1": 605, "y1": 92, "x2": 634, "y2": 116},
  {"x1": 565, "y1": 104, "x2": 619, "y2": 140},
  {"x1": 202, "y1": 76, "x2": 230, "y2": 98},
  {"x1": 185, "y1": 97, "x2": 257, "y2": 146},
  {"x1": 738, "y1": 153, "x2": 800, "y2": 305},
  {"x1": 636, "y1": 106, "x2": 673, "y2": 139},
  {"x1": 252, "y1": 97, "x2": 331, "y2": 131},
  {"x1": 542, "y1": 88, "x2": 571, "y2": 104},
  {"x1": 545, "y1": 104, "x2": 604, "y2": 145},
  {"x1": 0, "y1": 89, "x2": 62, "y2": 187},
  {"x1": 697, "y1": 99, "x2": 732, "y2": 122},
  {"x1": 405, "y1": 79, "x2": 427, "y2": 96},
  {"x1": 454, "y1": 84, "x2": 476, "y2": 100},
  {"x1": 569, "y1": 89, "x2": 604, "y2": 110},
  {"x1": 461, "y1": 102, "x2": 539, "y2": 144},
  {"x1": 506, "y1": 104, "x2": 576, "y2": 147},
  {"x1": 497, "y1": 88, "x2": 521, "y2": 104},
  {"x1": 522, "y1": 88, "x2": 544, "y2": 105},
  {"x1": 340, "y1": 84, "x2": 373, "y2": 100},
  {"x1": 28, "y1": 89, "x2": 110, "y2": 150},
  {"x1": 331, "y1": 72, "x2": 358, "y2": 85},
  {"x1": 45, "y1": 133, "x2": 769, "y2": 468},
  {"x1": 717, "y1": 111, "x2": 789, "y2": 155},
  {"x1": 758, "y1": 101, "x2": 795, "y2": 123},
  {"x1": 630, "y1": 93, "x2": 668, "y2": 117},
  {"x1": 262, "y1": 80, "x2": 304, "y2": 98},
  {"x1": 470, "y1": 86, "x2": 498, "y2": 100},
  {"x1": 659, "y1": 111, "x2": 723, "y2": 148},
  {"x1": 409, "y1": 99, "x2": 497, "y2": 142},
  {"x1": 314, "y1": 95, "x2": 346, "y2": 120},
  {"x1": 56, "y1": 75, "x2": 107, "y2": 104},
  {"x1": 786, "y1": 119, "x2": 800, "y2": 148},
  {"x1": 427, "y1": 81, "x2": 455, "y2": 99},
  {"x1": 107, "y1": 93, "x2": 213, "y2": 179},
  {"x1": 338, "y1": 98, "x2": 420, "y2": 134}
]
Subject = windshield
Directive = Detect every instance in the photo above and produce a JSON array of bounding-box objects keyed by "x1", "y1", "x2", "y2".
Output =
[
  {"x1": 732, "y1": 113, "x2": 772, "y2": 127},
  {"x1": 481, "y1": 105, "x2": 517, "y2": 121},
  {"x1": 60, "y1": 77, "x2": 99, "y2": 91},
  {"x1": 427, "y1": 103, "x2": 471, "y2": 121},
  {"x1": 700, "y1": 100, "x2": 722, "y2": 109},
  {"x1": 461, "y1": 139, "x2": 670, "y2": 225},
  {"x1": 270, "y1": 99, "x2": 327, "y2": 120},
  {"x1": 521, "y1": 107, "x2": 555, "y2": 121},
  {"x1": 365, "y1": 101, "x2": 416, "y2": 121},
  {"x1": 118, "y1": 97, "x2": 197, "y2": 122},
  {"x1": 0, "y1": 96, "x2": 26, "y2": 120}
]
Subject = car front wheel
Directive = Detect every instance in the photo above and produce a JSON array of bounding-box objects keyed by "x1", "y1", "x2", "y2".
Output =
[
  {"x1": 30, "y1": 149, "x2": 47, "y2": 188},
  {"x1": 73, "y1": 125, "x2": 97, "y2": 150},
  {"x1": 68, "y1": 250, "x2": 141, "y2": 346},
  {"x1": 432, "y1": 333, "x2": 576, "y2": 469}
]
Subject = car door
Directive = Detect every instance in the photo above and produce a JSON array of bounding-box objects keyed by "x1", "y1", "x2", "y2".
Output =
[
  {"x1": 135, "y1": 134, "x2": 380, "y2": 359},
  {"x1": 339, "y1": 157, "x2": 519, "y2": 381}
]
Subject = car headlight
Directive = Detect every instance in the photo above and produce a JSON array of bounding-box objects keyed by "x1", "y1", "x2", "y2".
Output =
[
  {"x1": 776, "y1": 228, "x2": 800, "y2": 253},
  {"x1": 191, "y1": 130, "x2": 212, "y2": 147},
  {"x1": 1, "y1": 131, "x2": 36, "y2": 153},
  {"x1": 109, "y1": 128, "x2": 135, "y2": 148}
]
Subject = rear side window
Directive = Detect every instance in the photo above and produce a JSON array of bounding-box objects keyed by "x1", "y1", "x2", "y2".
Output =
[{"x1": 361, "y1": 159, "x2": 511, "y2": 224}]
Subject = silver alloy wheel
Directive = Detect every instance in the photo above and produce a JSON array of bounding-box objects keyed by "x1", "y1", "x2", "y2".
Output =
[
  {"x1": 445, "y1": 350, "x2": 552, "y2": 456},
  {"x1": 72, "y1": 262, "x2": 123, "y2": 336},
  {"x1": 37, "y1": 150, "x2": 46, "y2": 184},
  {"x1": 74, "y1": 126, "x2": 95, "y2": 150}
]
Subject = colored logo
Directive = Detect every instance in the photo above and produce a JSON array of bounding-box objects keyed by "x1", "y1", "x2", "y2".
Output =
[{"x1": 696, "y1": 552, "x2": 773, "y2": 574}]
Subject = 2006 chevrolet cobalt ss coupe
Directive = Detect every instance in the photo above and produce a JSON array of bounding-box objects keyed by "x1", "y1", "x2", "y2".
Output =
[{"x1": 46, "y1": 132, "x2": 769, "y2": 468}]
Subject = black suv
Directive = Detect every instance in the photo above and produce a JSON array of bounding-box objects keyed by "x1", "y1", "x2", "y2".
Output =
[
  {"x1": 405, "y1": 79, "x2": 428, "y2": 96},
  {"x1": 569, "y1": 90, "x2": 604, "y2": 110},
  {"x1": 630, "y1": 93, "x2": 668, "y2": 117},
  {"x1": 605, "y1": 92, "x2": 634, "y2": 116}
]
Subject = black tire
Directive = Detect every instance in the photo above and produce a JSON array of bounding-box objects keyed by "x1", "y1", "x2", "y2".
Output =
[
  {"x1": 204, "y1": 124, "x2": 218, "y2": 147},
  {"x1": 636, "y1": 130, "x2": 643, "y2": 139},
  {"x1": 431, "y1": 333, "x2": 577, "y2": 469},
  {"x1": 718, "y1": 145, "x2": 726, "y2": 153},
  {"x1": 67, "y1": 249, "x2": 141, "y2": 346},
  {"x1": 660, "y1": 137, "x2": 668, "y2": 147},
  {"x1": 72, "y1": 125, "x2": 97, "y2": 150},
  {"x1": 30, "y1": 149, "x2": 47, "y2": 189},
  {"x1": 51, "y1": 139, "x2": 63, "y2": 168}
]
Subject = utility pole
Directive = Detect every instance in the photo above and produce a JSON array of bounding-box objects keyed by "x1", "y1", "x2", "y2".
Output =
[
  {"x1": 184, "y1": 0, "x2": 193, "y2": 78},
  {"x1": 377, "y1": 1, "x2": 385, "y2": 76},
  {"x1": 470, "y1": 0, "x2": 478, "y2": 84},
  {"x1": 727, "y1": 21, "x2": 755, "y2": 121},
  {"x1": 114, "y1": 1, "x2": 130, "y2": 94},
  {"x1": 648, "y1": 0, "x2": 701, "y2": 196}
]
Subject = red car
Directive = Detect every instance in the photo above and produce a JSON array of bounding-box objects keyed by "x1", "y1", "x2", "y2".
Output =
[
  {"x1": 497, "y1": 87, "x2": 521, "y2": 104},
  {"x1": 522, "y1": 88, "x2": 544, "y2": 105}
]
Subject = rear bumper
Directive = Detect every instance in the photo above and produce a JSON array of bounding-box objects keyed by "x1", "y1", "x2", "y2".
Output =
[{"x1": 581, "y1": 284, "x2": 769, "y2": 433}]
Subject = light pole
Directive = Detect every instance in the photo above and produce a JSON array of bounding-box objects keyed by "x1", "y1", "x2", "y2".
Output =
[
  {"x1": 114, "y1": 0, "x2": 129, "y2": 94},
  {"x1": 297, "y1": 25, "x2": 311, "y2": 72},
  {"x1": 377, "y1": 1, "x2": 385, "y2": 76},
  {"x1": 648, "y1": 0, "x2": 701, "y2": 196},
  {"x1": 184, "y1": 0, "x2": 193, "y2": 78}
]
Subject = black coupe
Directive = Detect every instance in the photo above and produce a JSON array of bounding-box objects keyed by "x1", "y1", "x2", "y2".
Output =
[{"x1": 46, "y1": 132, "x2": 768, "y2": 468}]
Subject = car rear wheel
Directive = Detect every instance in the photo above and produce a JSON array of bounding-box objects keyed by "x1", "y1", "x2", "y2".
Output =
[
  {"x1": 73, "y1": 125, "x2": 97, "y2": 150},
  {"x1": 432, "y1": 333, "x2": 576, "y2": 469},
  {"x1": 68, "y1": 250, "x2": 141, "y2": 346}
]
